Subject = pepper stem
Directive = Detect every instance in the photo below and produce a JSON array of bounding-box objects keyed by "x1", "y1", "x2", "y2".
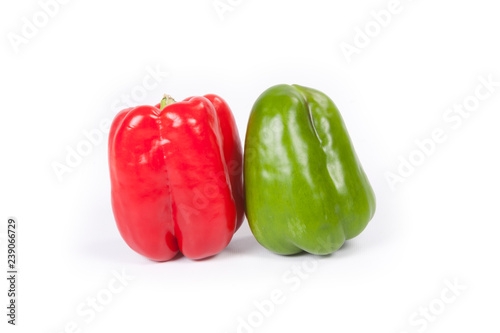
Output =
[{"x1": 160, "y1": 94, "x2": 176, "y2": 110}]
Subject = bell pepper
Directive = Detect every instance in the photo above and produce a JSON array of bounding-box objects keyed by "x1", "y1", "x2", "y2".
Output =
[
  {"x1": 244, "y1": 84, "x2": 376, "y2": 255},
  {"x1": 109, "y1": 94, "x2": 244, "y2": 261}
]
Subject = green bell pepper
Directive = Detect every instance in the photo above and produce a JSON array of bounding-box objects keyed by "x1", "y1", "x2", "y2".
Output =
[{"x1": 244, "y1": 84, "x2": 376, "y2": 255}]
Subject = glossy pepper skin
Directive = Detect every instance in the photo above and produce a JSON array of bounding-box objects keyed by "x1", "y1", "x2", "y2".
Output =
[
  {"x1": 244, "y1": 84, "x2": 376, "y2": 255},
  {"x1": 109, "y1": 95, "x2": 244, "y2": 261}
]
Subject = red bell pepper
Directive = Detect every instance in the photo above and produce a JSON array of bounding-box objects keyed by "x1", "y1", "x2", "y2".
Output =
[{"x1": 108, "y1": 94, "x2": 244, "y2": 261}]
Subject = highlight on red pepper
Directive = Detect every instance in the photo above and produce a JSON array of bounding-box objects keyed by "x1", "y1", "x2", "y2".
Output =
[{"x1": 108, "y1": 94, "x2": 244, "y2": 261}]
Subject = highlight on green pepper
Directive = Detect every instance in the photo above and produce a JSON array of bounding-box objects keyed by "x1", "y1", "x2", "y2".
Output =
[{"x1": 244, "y1": 84, "x2": 376, "y2": 255}]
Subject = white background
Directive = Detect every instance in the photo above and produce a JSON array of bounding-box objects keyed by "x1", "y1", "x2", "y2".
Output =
[{"x1": 1, "y1": 0, "x2": 499, "y2": 332}]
